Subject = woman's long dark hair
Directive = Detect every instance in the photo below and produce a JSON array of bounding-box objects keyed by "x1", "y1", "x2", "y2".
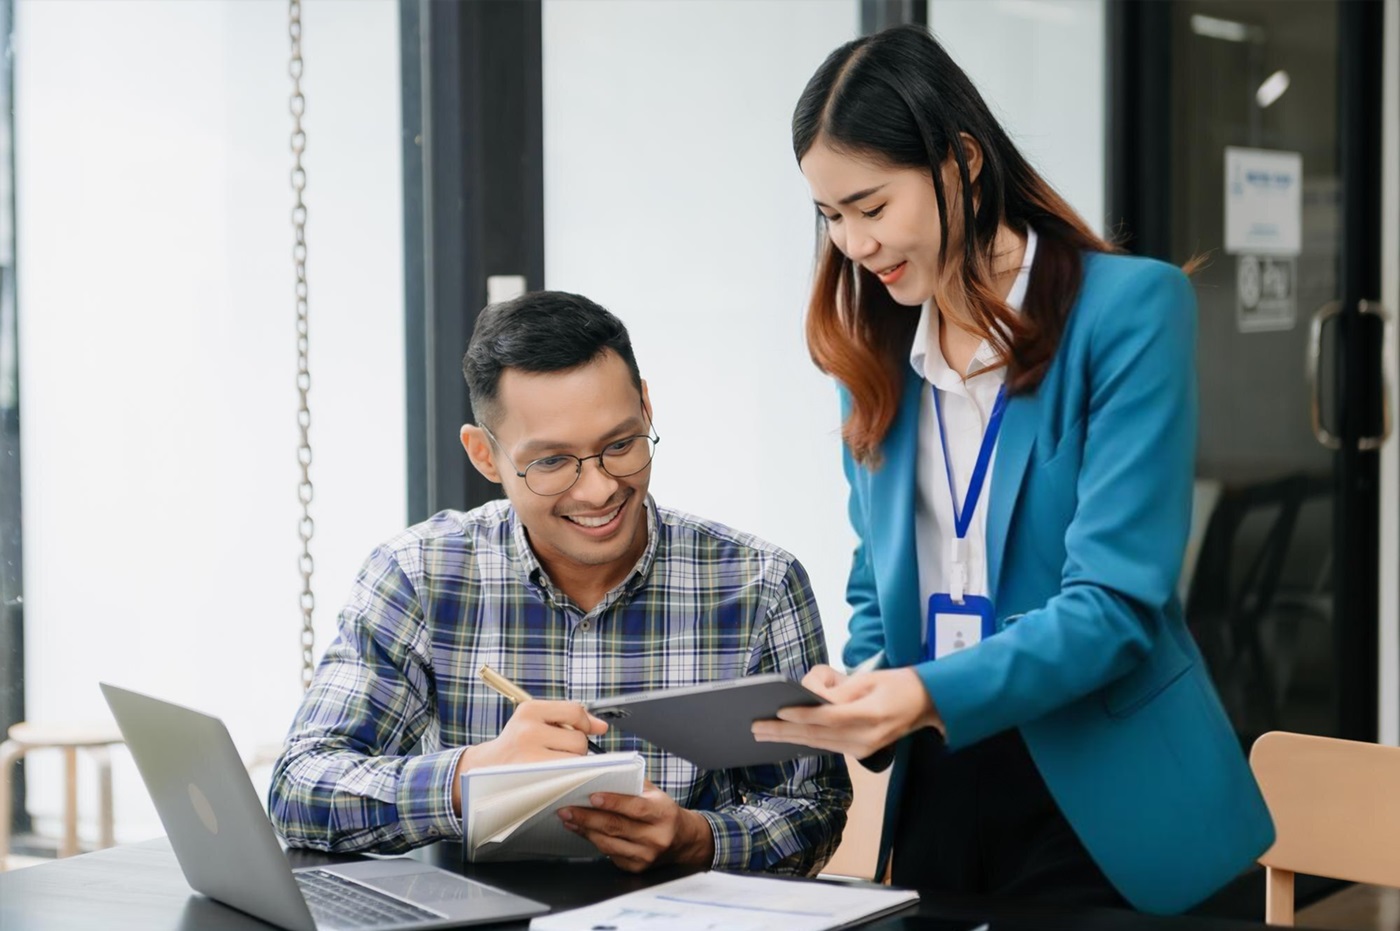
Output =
[{"x1": 794, "y1": 25, "x2": 1116, "y2": 465}]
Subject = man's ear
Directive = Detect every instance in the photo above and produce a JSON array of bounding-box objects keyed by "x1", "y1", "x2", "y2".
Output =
[
  {"x1": 461, "y1": 424, "x2": 503, "y2": 484},
  {"x1": 640, "y1": 380, "x2": 653, "y2": 427}
]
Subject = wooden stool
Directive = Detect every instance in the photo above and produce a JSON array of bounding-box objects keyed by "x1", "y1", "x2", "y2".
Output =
[{"x1": 0, "y1": 722, "x2": 125, "y2": 870}]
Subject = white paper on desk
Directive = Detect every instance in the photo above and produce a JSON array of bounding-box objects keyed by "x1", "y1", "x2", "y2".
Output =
[
  {"x1": 462, "y1": 751, "x2": 645, "y2": 862},
  {"x1": 528, "y1": 871, "x2": 920, "y2": 931}
]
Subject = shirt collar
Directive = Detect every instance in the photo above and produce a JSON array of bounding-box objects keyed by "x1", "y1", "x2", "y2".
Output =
[
  {"x1": 507, "y1": 494, "x2": 660, "y2": 605},
  {"x1": 909, "y1": 226, "x2": 1038, "y2": 384}
]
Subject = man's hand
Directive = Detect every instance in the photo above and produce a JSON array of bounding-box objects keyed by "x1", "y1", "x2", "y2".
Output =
[
  {"x1": 750, "y1": 664, "x2": 942, "y2": 759},
  {"x1": 452, "y1": 701, "x2": 608, "y2": 814},
  {"x1": 557, "y1": 781, "x2": 715, "y2": 873}
]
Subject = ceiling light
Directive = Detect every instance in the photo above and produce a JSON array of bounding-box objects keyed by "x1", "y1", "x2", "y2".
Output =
[
  {"x1": 1256, "y1": 70, "x2": 1291, "y2": 108},
  {"x1": 1190, "y1": 13, "x2": 1265, "y2": 43}
]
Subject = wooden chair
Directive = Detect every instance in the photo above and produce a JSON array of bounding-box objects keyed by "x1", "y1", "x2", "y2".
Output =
[
  {"x1": 0, "y1": 721, "x2": 125, "y2": 871},
  {"x1": 1249, "y1": 731, "x2": 1400, "y2": 925},
  {"x1": 820, "y1": 754, "x2": 891, "y2": 882}
]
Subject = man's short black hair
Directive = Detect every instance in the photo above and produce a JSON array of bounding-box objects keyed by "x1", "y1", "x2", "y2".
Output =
[{"x1": 462, "y1": 290, "x2": 643, "y2": 428}]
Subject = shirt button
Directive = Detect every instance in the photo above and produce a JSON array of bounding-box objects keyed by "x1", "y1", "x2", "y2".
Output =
[{"x1": 579, "y1": 620, "x2": 592, "y2": 632}]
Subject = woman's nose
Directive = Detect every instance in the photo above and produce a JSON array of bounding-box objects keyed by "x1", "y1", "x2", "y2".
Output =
[{"x1": 841, "y1": 222, "x2": 878, "y2": 261}]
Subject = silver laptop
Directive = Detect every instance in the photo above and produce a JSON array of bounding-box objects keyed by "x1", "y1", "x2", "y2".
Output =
[{"x1": 100, "y1": 683, "x2": 549, "y2": 931}]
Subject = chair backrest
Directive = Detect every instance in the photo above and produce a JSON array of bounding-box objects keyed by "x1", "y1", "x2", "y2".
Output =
[
  {"x1": 1178, "y1": 477, "x2": 1224, "y2": 606},
  {"x1": 819, "y1": 754, "x2": 890, "y2": 882},
  {"x1": 1249, "y1": 731, "x2": 1400, "y2": 925}
]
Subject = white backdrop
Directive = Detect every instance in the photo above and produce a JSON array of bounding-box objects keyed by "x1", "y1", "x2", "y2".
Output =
[{"x1": 15, "y1": 0, "x2": 406, "y2": 843}]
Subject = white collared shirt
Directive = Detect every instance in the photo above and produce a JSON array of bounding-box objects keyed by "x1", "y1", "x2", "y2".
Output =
[{"x1": 909, "y1": 228, "x2": 1038, "y2": 623}]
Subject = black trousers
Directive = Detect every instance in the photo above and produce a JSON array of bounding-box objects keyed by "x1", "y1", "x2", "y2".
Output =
[{"x1": 890, "y1": 727, "x2": 1129, "y2": 908}]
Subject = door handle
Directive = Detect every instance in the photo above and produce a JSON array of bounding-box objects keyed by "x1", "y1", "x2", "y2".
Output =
[
  {"x1": 1356, "y1": 300, "x2": 1391, "y2": 452},
  {"x1": 1308, "y1": 299, "x2": 1392, "y2": 450},
  {"x1": 1307, "y1": 301, "x2": 1343, "y2": 449}
]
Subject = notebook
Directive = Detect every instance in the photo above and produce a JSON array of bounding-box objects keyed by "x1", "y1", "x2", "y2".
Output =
[
  {"x1": 99, "y1": 682, "x2": 549, "y2": 930},
  {"x1": 461, "y1": 751, "x2": 646, "y2": 862}
]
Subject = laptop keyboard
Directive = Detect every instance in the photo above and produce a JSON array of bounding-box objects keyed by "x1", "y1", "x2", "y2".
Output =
[{"x1": 296, "y1": 868, "x2": 444, "y2": 929}]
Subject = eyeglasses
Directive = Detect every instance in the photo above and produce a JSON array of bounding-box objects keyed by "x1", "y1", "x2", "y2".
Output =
[{"x1": 479, "y1": 421, "x2": 661, "y2": 497}]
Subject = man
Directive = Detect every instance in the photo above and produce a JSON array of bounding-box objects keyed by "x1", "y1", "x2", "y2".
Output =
[{"x1": 269, "y1": 291, "x2": 850, "y2": 875}]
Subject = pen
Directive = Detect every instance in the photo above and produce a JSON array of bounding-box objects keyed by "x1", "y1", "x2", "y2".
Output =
[
  {"x1": 478, "y1": 664, "x2": 604, "y2": 754},
  {"x1": 851, "y1": 650, "x2": 886, "y2": 675}
]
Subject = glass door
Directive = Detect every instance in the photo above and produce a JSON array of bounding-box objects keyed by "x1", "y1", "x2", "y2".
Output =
[{"x1": 1114, "y1": 0, "x2": 1387, "y2": 747}]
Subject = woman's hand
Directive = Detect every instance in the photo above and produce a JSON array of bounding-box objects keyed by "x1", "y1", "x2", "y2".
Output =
[{"x1": 751, "y1": 664, "x2": 942, "y2": 759}]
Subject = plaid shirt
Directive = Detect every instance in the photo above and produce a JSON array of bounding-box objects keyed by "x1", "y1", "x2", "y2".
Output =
[{"x1": 268, "y1": 497, "x2": 850, "y2": 875}]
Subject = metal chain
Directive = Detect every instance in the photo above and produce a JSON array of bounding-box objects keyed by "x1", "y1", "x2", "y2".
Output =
[{"x1": 290, "y1": 0, "x2": 316, "y2": 690}]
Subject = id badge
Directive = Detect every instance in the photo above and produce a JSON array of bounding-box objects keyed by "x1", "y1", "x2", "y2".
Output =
[{"x1": 923, "y1": 593, "x2": 996, "y2": 662}]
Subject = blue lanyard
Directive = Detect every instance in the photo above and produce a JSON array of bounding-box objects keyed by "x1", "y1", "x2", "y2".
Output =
[{"x1": 932, "y1": 382, "x2": 1009, "y2": 540}]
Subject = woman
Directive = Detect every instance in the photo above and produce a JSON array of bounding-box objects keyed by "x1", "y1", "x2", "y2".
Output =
[{"x1": 751, "y1": 25, "x2": 1273, "y2": 913}]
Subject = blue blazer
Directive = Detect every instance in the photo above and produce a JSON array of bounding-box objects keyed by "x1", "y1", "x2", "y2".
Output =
[{"x1": 840, "y1": 252, "x2": 1274, "y2": 914}]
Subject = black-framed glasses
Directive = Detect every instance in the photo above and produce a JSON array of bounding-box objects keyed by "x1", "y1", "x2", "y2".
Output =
[{"x1": 479, "y1": 421, "x2": 660, "y2": 497}]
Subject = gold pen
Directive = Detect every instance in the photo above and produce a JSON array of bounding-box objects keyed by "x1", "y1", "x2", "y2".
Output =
[{"x1": 478, "y1": 664, "x2": 604, "y2": 754}]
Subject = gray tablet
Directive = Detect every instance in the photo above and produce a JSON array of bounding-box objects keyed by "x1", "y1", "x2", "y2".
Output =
[{"x1": 586, "y1": 673, "x2": 828, "y2": 769}]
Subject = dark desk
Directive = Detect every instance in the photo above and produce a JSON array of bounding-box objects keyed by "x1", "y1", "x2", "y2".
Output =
[{"x1": 0, "y1": 838, "x2": 1319, "y2": 931}]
